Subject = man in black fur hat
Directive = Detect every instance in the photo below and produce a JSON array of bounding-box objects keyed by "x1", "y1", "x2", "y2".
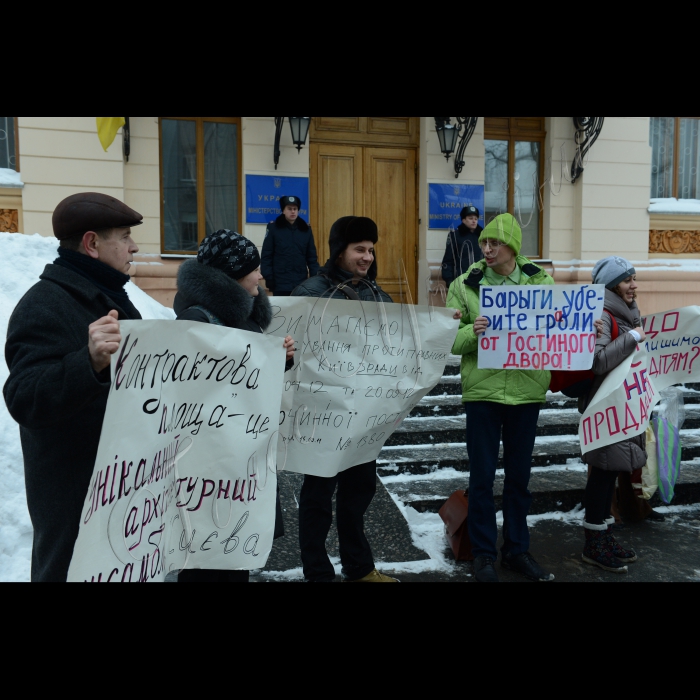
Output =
[
  {"x1": 292, "y1": 216, "x2": 398, "y2": 583},
  {"x1": 4, "y1": 192, "x2": 143, "y2": 582},
  {"x1": 261, "y1": 195, "x2": 320, "y2": 297}
]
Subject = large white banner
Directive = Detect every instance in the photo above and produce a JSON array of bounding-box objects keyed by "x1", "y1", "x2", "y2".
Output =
[
  {"x1": 478, "y1": 284, "x2": 606, "y2": 371},
  {"x1": 68, "y1": 321, "x2": 285, "y2": 583},
  {"x1": 580, "y1": 306, "x2": 700, "y2": 454},
  {"x1": 266, "y1": 298, "x2": 460, "y2": 477}
]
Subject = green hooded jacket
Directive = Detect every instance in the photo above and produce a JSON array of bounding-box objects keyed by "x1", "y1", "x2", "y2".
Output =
[{"x1": 447, "y1": 215, "x2": 555, "y2": 405}]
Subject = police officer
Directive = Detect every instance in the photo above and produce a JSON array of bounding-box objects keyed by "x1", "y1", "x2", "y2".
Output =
[
  {"x1": 441, "y1": 205, "x2": 484, "y2": 290},
  {"x1": 261, "y1": 195, "x2": 320, "y2": 296}
]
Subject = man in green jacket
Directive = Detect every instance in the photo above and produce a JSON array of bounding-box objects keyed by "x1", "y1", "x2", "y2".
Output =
[{"x1": 447, "y1": 214, "x2": 555, "y2": 583}]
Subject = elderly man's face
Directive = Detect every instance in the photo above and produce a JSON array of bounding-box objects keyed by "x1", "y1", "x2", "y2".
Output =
[{"x1": 94, "y1": 228, "x2": 140, "y2": 274}]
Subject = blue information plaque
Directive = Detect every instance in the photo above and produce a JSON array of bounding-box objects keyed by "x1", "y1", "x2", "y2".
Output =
[
  {"x1": 429, "y1": 184, "x2": 485, "y2": 230},
  {"x1": 246, "y1": 175, "x2": 310, "y2": 225}
]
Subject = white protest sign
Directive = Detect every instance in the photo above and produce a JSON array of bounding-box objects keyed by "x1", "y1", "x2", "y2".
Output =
[
  {"x1": 478, "y1": 284, "x2": 606, "y2": 371},
  {"x1": 67, "y1": 320, "x2": 285, "y2": 583},
  {"x1": 580, "y1": 306, "x2": 700, "y2": 454},
  {"x1": 266, "y1": 298, "x2": 459, "y2": 477}
]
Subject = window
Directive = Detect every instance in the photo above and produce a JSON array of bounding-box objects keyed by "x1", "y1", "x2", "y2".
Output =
[
  {"x1": 0, "y1": 117, "x2": 18, "y2": 171},
  {"x1": 484, "y1": 117, "x2": 545, "y2": 258},
  {"x1": 651, "y1": 117, "x2": 700, "y2": 200},
  {"x1": 159, "y1": 117, "x2": 242, "y2": 254}
]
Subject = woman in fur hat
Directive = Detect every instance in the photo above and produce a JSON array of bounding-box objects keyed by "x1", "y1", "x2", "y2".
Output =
[
  {"x1": 581, "y1": 257, "x2": 648, "y2": 574},
  {"x1": 174, "y1": 230, "x2": 295, "y2": 583}
]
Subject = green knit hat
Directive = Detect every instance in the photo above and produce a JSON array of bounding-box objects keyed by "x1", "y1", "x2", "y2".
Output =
[{"x1": 479, "y1": 213, "x2": 522, "y2": 255}]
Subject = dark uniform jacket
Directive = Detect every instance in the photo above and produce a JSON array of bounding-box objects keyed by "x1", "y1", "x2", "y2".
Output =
[
  {"x1": 3, "y1": 264, "x2": 141, "y2": 582},
  {"x1": 442, "y1": 224, "x2": 484, "y2": 289},
  {"x1": 174, "y1": 259, "x2": 287, "y2": 539},
  {"x1": 292, "y1": 261, "x2": 393, "y2": 304},
  {"x1": 261, "y1": 215, "x2": 320, "y2": 293}
]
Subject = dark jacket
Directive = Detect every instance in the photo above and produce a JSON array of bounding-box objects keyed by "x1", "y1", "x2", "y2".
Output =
[
  {"x1": 3, "y1": 264, "x2": 142, "y2": 583},
  {"x1": 442, "y1": 224, "x2": 484, "y2": 289},
  {"x1": 292, "y1": 260, "x2": 393, "y2": 303},
  {"x1": 261, "y1": 215, "x2": 320, "y2": 293},
  {"x1": 174, "y1": 259, "x2": 286, "y2": 539},
  {"x1": 582, "y1": 290, "x2": 646, "y2": 473}
]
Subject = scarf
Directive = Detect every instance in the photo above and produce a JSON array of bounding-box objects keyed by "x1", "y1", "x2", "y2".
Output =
[{"x1": 54, "y1": 248, "x2": 137, "y2": 317}]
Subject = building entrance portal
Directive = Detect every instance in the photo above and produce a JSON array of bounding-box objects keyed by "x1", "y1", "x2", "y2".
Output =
[{"x1": 309, "y1": 117, "x2": 419, "y2": 304}]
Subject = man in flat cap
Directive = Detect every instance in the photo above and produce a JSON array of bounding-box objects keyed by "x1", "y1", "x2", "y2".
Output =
[
  {"x1": 4, "y1": 193, "x2": 143, "y2": 582},
  {"x1": 261, "y1": 195, "x2": 320, "y2": 297}
]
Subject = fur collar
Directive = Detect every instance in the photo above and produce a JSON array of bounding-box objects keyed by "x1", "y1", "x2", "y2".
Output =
[
  {"x1": 275, "y1": 214, "x2": 309, "y2": 233},
  {"x1": 176, "y1": 260, "x2": 273, "y2": 330}
]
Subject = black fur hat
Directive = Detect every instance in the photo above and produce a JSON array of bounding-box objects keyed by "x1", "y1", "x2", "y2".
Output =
[
  {"x1": 327, "y1": 216, "x2": 379, "y2": 280},
  {"x1": 280, "y1": 195, "x2": 302, "y2": 210}
]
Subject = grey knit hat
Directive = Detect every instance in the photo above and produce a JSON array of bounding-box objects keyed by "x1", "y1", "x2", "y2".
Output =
[
  {"x1": 197, "y1": 230, "x2": 260, "y2": 280},
  {"x1": 592, "y1": 256, "x2": 636, "y2": 290}
]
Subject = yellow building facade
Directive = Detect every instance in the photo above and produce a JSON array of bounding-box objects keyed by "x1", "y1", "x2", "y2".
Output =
[{"x1": 1, "y1": 116, "x2": 699, "y2": 314}]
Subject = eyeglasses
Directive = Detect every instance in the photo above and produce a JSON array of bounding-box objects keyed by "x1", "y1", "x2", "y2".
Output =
[{"x1": 479, "y1": 239, "x2": 504, "y2": 251}]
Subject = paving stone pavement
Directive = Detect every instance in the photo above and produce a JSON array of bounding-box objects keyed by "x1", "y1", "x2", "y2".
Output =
[{"x1": 365, "y1": 508, "x2": 700, "y2": 583}]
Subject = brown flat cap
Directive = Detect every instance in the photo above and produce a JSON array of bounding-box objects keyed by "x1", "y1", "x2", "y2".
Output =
[{"x1": 52, "y1": 192, "x2": 143, "y2": 240}]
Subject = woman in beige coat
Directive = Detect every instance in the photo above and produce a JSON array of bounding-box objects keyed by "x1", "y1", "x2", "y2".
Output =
[{"x1": 581, "y1": 257, "x2": 647, "y2": 574}]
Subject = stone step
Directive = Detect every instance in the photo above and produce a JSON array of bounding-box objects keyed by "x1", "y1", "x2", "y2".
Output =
[
  {"x1": 378, "y1": 430, "x2": 700, "y2": 477},
  {"x1": 388, "y1": 404, "x2": 700, "y2": 448},
  {"x1": 381, "y1": 460, "x2": 700, "y2": 516}
]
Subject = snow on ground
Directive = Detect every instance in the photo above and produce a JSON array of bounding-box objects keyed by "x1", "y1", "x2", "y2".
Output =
[
  {"x1": 0, "y1": 168, "x2": 23, "y2": 188},
  {"x1": 0, "y1": 233, "x2": 175, "y2": 582}
]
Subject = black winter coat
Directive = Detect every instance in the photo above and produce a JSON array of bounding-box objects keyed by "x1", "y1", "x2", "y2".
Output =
[
  {"x1": 174, "y1": 260, "x2": 286, "y2": 539},
  {"x1": 3, "y1": 264, "x2": 142, "y2": 583},
  {"x1": 292, "y1": 262, "x2": 393, "y2": 303},
  {"x1": 441, "y1": 224, "x2": 484, "y2": 288},
  {"x1": 261, "y1": 215, "x2": 320, "y2": 293}
]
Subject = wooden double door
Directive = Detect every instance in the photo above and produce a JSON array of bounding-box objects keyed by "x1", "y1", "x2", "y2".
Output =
[{"x1": 310, "y1": 117, "x2": 419, "y2": 304}]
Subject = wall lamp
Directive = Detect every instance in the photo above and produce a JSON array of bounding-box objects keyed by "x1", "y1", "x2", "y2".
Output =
[
  {"x1": 571, "y1": 117, "x2": 605, "y2": 183},
  {"x1": 435, "y1": 117, "x2": 479, "y2": 178},
  {"x1": 274, "y1": 117, "x2": 312, "y2": 170}
]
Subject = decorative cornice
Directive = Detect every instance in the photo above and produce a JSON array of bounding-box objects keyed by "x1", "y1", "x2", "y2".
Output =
[
  {"x1": 650, "y1": 230, "x2": 700, "y2": 255},
  {"x1": 0, "y1": 209, "x2": 18, "y2": 233}
]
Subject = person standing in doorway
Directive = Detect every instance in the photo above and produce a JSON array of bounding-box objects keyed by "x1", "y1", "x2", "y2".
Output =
[
  {"x1": 442, "y1": 206, "x2": 484, "y2": 291},
  {"x1": 4, "y1": 193, "x2": 143, "y2": 582},
  {"x1": 261, "y1": 196, "x2": 320, "y2": 297},
  {"x1": 447, "y1": 213, "x2": 555, "y2": 584}
]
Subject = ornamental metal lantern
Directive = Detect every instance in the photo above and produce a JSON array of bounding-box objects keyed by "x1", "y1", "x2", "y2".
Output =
[
  {"x1": 435, "y1": 117, "x2": 459, "y2": 160},
  {"x1": 434, "y1": 117, "x2": 479, "y2": 178},
  {"x1": 274, "y1": 117, "x2": 313, "y2": 169},
  {"x1": 288, "y1": 117, "x2": 312, "y2": 151}
]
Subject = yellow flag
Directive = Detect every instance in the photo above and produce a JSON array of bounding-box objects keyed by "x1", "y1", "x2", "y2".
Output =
[{"x1": 96, "y1": 117, "x2": 126, "y2": 152}]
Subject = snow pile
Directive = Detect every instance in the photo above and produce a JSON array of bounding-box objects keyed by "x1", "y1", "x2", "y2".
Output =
[
  {"x1": 0, "y1": 232, "x2": 175, "y2": 583},
  {"x1": 0, "y1": 168, "x2": 23, "y2": 188},
  {"x1": 649, "y1": 198, "x2": 700, "y2": 215}
]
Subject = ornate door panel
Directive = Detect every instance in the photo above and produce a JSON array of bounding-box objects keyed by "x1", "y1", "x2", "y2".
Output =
[
  {"x1": 310, "y1": 118, "x2": 419, "y2": 303},
  {"x1": 363, "y1": 147, "x2": 417, "y2": 304},
  {"x1": 310, "y1": 117, "x2": 419, "y2": 147},
  {"x1": 310, "y1": 143, "x2": 363, "y2": 266}
]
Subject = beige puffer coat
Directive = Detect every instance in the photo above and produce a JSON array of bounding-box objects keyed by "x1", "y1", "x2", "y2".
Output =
[{"x1": 581, "y1": 290, "x2": 647, "y2": 473}]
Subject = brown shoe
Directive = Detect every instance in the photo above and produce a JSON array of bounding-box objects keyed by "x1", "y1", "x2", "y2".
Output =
[{"x1": 343, "y1": 569, "x2": 400, "y2": 583}]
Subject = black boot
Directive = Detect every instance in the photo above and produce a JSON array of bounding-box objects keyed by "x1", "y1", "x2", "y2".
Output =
[
  {"x1": 473, "y1": 556, "x2": 499, "y2": 583},
  {"x1": 502, "y1": 552, "x2": 555, "y2": 582}
]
